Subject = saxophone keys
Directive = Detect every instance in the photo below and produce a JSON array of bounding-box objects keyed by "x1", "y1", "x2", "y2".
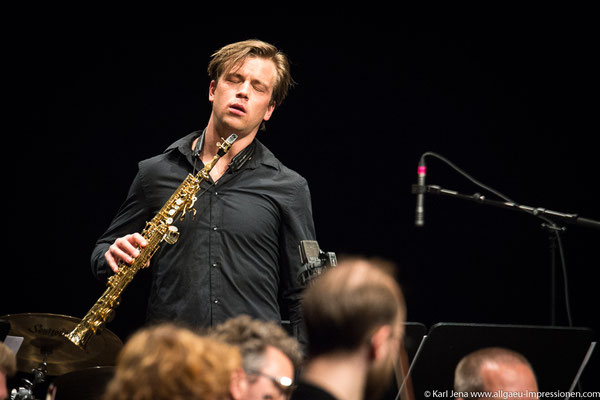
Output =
[
  {"x1": 164, "y1": 225, "x2": 179, "y2": 245},
  {"x1": 188, "y1": 196, "x2": 198, "y2": 218}
]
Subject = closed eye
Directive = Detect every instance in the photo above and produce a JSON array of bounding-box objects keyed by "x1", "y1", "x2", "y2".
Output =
[
  {"x1": 223, "y1": 73, "x2": 270, "y2": 94},
  {"x1": 253, "y1": 83, "x2": 267, "y2": 93},
  {"x1": 226, "y1": 75, "x2": 242, "y2": 84}
]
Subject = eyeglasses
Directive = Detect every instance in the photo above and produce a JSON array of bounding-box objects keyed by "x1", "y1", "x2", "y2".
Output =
[{"x1": 246, "y1": 370, "x2": 296, "y2": 397}]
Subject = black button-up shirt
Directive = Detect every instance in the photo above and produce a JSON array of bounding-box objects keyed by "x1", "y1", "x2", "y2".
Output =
[{"x1": 91, "y1": 131, "x2": 316, "y2": 342}]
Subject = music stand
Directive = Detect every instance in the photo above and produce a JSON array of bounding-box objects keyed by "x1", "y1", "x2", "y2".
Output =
[
  {"x1": 407, "y1": 323, "x2": 596, "y2": 399},
  {"x1": 385, "y1": 322, "x2": 427, "y2": 400},
  {"x1": 0, "y1": 319, "x2": 9, "y2": 342},
  {"x1": 404, "y1": 322, "x2": 428, "y2": 362}
]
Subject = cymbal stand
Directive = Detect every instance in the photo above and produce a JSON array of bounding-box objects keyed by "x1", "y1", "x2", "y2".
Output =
[{"x1": 11, "y1": 352, "x2": 48, "y2": 400}]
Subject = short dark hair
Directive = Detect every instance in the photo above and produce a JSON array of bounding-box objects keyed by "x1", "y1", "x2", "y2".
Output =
[{"x1": 301, "y1": 256, "x2": 406, "y2": 357}]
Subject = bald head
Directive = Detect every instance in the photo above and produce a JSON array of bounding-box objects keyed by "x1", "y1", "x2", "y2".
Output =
[{"x1": 454, "y1": 347, "x2": 538, "y2": 400}]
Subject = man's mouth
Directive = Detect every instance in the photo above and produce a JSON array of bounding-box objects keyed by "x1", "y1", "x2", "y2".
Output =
[{"x1": 228, "y1": 103, "x2": 246, "y2": 115}]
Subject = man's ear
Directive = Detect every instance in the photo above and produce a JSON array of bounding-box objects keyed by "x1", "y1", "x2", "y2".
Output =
[
  {"x1": 209, "y1": 80, "x2": 217, "y2": 102},
  {"x1": 229, "y1": 367, "x2": 248, "y2": 400},
  {"x1": 263, "y1": 101, "x2": 276, "y2": 122},
  {"x1": 369, "y1": 325, "x2": 392, "y2": 361}
]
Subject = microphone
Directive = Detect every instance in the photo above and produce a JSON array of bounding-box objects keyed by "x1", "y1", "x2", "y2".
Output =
[{"x1": 414, "y1": 157, "x2": 426, "y2": 227}]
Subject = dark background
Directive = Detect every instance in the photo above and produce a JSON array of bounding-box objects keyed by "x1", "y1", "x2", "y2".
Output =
[{"x1": 3, "y1": 11, "x2": 599, "y2": 392}]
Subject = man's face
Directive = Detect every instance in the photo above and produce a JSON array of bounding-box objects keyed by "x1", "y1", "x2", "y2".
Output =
[
  {"x1": 209, "y1": 56, "x2": 277, "y2": 138},
  {"x1": 244, "y1": 346, "x2": 295, "y2": 400}
]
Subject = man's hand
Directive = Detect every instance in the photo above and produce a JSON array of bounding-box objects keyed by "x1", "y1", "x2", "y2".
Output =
[{"x1": 105, "y1": 233, "x2": 147, "y2": 273}]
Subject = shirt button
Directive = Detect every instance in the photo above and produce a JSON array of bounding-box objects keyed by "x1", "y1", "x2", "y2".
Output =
[
  {"x1": 214, "y1": 299, "x2": 219, "y2": 304},
  {"x1": 212, "y1": 226, "x2": 218, "y2": 231},
  {"x1": 212, "y1": 262, "x2": 218, "y2": 268},
  {"x1": 214, "y1": 191, "x2": 219, "y2": 196}
]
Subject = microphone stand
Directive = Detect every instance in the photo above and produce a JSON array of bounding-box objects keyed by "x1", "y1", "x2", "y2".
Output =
[
  {"x1": 421, "y1": 184, "x2": 600, "y2": 231},
  {"x1": 416, "y1": 183, "x2": 600, "y2": 327}
]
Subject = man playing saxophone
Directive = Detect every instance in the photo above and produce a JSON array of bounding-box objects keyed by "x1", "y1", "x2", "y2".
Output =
[{"x1": 90, "y1": 39, "x2": 316, "y2": 347}]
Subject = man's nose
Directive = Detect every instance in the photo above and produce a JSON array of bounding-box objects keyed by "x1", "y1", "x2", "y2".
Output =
[{"x1": 236, "y1": 80, "x2": 250, "y2": 98}]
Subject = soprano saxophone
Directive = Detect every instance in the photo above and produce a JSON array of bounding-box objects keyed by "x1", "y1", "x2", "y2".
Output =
[{"x1": 64, "y1": 134, "x2": 238, "y2": 349}]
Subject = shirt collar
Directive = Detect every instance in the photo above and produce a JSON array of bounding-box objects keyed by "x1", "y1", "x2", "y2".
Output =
[{"x1": 165, "y1": 129, "x2": 277, "y2": 172}]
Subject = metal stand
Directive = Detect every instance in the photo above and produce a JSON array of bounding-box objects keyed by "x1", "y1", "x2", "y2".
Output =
[
  {"x1": 541, "y1": 222, "x2": 565, "y2": 326},
  {"x1": 417, "y1": 184, "x2": 600, "y2": 231},
  {"x1": 11, "y1": 359, "x2": 47, "y2": 400},
  {"x1": 412, "y1": 183, "x2": 599, "y2": 327}
]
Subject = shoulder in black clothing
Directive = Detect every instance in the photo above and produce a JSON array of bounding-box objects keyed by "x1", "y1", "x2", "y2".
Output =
[{"x1": 291, "y1": 381, "x2": 339, "y2": 400}]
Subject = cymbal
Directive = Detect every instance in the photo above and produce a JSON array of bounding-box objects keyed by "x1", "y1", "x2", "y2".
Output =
[{"x1": 0, "y1": 313, "x2": 123, "y2": 376}]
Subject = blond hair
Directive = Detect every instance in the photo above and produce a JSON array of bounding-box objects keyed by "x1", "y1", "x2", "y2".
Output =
[
  {"x1": 0, "y1": 342, "x2": 16, "y2": 376},
  {"x1": 103, "y1": 323, "x2": 241, "y2": 400},
  {"x1": 208, "y1": 39, "x2": 294, "y2": 108}
]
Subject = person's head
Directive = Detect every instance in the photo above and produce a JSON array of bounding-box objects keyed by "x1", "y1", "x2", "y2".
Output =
[
  {"x1": 103, "y1": 323, "x2": 245, "y2": 400},
  {"x1": 302, "y1": 256, "x2": 407, "y2": 399},
  {"x1": 207, "y1": 39, "x2": 294, "y2": 136},
  {"x1": 0, "y1": 342, "x2": 17, "y2": 400},
  {"x1": 208, "y1": 315, "x2": 302, "y2": 400},
  {"x1": 454, "y1": 347, "x2": 538, "y2": 400}
]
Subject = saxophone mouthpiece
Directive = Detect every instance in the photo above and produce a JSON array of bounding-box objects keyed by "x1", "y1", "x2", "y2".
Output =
[
  {"x1": 226, "y1": 134, "x2": 238, "y2": 144},
  {"x1": 217, "y1": 134, "x2": 238, "y2": 157}
]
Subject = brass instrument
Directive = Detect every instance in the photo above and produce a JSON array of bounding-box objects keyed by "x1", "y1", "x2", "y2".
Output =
[{"x1": 65, "y1": 134, "x2": 238, "y2": 350}]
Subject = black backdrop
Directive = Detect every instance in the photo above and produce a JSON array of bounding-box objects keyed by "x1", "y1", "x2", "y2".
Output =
[{"x1": 3, "y1": 12, "x2": 599, "y2": 390}]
